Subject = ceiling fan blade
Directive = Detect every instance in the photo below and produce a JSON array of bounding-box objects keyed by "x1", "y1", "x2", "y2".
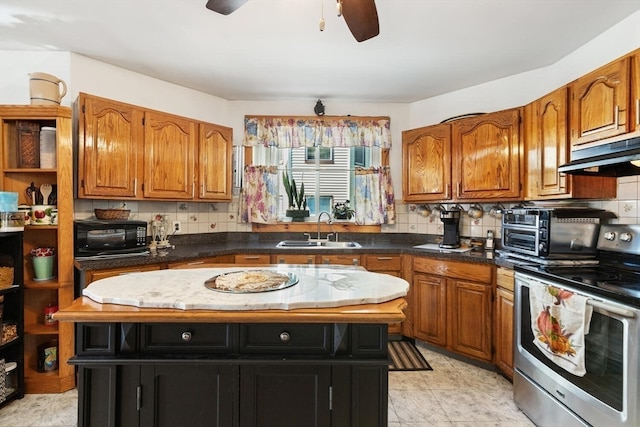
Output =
[
  {"x1": 205, "y1": 0, "x2": 248, "y2": 15},
  {"x1": 341, "y1": 0, "x2": 380, "y2": 42}
]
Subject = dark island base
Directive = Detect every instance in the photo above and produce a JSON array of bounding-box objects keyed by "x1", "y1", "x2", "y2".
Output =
[{"x1": 72, "y1": 322, "x2": 390, "y2": 427}]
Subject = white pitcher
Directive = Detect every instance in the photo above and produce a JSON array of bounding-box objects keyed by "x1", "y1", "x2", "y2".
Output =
[{"x1": 29, "y1": 72, "x2": 67, "y2": 105}]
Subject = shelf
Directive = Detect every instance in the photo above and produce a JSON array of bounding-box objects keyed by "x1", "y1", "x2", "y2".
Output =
[
  {"x1": 24, "y1": 279, "x2": 59, "y2": 289},
  {"x1": 3, "y1": 168, "x2": 57, "y2": 174},
  {"x1": 0, "y1": 336, "x2": 20, "y2": 350},
  {"x1": 24, "y1": 323, "x2": 59, "y2": 335},
  {"x1": 25, "y1": 225, "x2": 58, "y2": 231},
  {"x1": 0, "y1": 284, "x2": 20, "y2": 295},
  {"x1": 2, "y1": 105, "x2": 74, "y2": 395}
]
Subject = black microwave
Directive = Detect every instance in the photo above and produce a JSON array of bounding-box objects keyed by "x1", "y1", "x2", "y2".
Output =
[{"x1": 74, "y1": 219, "x2": 148, "y2": 257}]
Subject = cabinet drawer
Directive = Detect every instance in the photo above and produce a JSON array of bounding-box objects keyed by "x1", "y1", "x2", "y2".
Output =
[
  {"x1": 234, "y1": 254, "x2": 271, "y2": 264},
  {"x1": 413, "y1": 257, "x2": 492, "y2": 283},
  {"x1": 365, "y1": 255, "x2": 402, "y2": 271},
  {"x1": 76, "y1": 323, "x2": 119, "y2": 356},
  {"x1": 140, "y1": 323, "x2": 236, "y2": 354},
  {"x1": 272, "y1": 254, "x2": 316, "y2": 265},
  {"x1": 240, "y1": 324, "x2": 332, "y2": 354},
  {"x1": 496, "y1": 267, "x2": 515, "y2": 291}
]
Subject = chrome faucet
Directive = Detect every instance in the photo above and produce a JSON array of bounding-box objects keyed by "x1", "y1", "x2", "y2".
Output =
[{"x1": 317, "y1": 211, "x2": 333, "y2": 240}]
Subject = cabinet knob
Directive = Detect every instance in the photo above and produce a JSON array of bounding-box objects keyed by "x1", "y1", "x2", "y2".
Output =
[
  {"x1": 279, "y1": 332, "x2": 290, "y2": 343},
  {"x1": 181, "y1": 331, "x2": 192, "y2": 342}
]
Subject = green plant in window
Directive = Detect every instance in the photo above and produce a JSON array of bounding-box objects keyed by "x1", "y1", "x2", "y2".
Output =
[
  {"x1": 332, "y1": 200, "x2": 355, "y2": 220},
  {"x1": 283, "y1": 171, "x2": 307, "y2": 210}
]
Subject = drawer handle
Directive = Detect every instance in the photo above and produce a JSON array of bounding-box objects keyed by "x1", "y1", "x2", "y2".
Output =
[
  {"x1": 279, "y1": 332, "x2": 290, "y2": 343},
  {"x1": 181, "y1": 331, "x2": 192, "y2": 342}
]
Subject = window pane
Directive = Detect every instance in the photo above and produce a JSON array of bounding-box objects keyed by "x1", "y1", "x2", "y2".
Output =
[{"x1": 250, "y1": 145, "x2": 381, "y2": 218}]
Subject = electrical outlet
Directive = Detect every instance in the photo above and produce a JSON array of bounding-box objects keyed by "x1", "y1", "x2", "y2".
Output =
[{"x1": 173, "y1": 221, "x2": 182, "y2": 233}]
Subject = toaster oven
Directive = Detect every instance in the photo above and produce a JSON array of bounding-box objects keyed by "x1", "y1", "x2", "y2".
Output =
[{"x1": 501, "y1": 208, "x2": 613, "y2": 259}]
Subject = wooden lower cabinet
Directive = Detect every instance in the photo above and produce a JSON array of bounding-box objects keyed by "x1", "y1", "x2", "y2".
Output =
[
  {"x1": 494, "y1": 267, "x2": 515, "y2": 379},
  {"x1": 412, "y1": 257, "x2": 493, "y2": 362},
  {"x1": 78, "y1": 363, "x2": 234, "y2": 427},
  {"x1": 363, "y1": 255, "x2": 404, "y2": 335},
  {"x1": 73, "y1": 322, "x2": 389, "y2": 427},
  {"x1": 84, "y1": 264, "x2": 162, "y2": 286}
]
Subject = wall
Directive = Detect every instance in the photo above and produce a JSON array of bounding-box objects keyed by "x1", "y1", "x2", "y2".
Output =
[{"x1": 1, "y1": 11, "x2": 638, "y2": 237}]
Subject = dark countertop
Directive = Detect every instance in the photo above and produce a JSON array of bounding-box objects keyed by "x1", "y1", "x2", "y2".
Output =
[{"x1": 74, "y1": 232, "x2": 500, "y2": 271}]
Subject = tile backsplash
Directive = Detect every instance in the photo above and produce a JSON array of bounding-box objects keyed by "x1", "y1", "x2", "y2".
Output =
[{"x1": 74, "y1": 176, "x2": 640, "y2": 239}]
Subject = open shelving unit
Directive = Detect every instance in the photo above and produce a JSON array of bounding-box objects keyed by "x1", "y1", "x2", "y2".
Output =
[
  {"x1": 0, "y1": 105, "x2": 75, "y2": 393},
  {"x1": 0, "y1": 231, "x2": 25, "y2": 407}
]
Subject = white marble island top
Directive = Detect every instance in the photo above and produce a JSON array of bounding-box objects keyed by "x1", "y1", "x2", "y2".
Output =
[{"x1": 83, "y1": 265, "x2": 409, "y2": 311}]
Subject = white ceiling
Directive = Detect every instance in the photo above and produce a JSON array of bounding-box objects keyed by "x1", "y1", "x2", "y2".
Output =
[{"x1": 0, "y1": 0, "x2": 638, "y2": 103}]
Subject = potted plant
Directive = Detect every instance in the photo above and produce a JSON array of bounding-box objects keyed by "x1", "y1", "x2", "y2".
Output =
[
  {"x1": 333, "y1": 200, "x2": 355, "y2": 220},
  {"x1": 283, "y1": 171, "x2": 309, "y2": 222}
]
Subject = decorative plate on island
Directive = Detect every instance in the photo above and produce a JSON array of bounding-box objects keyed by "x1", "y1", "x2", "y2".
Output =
[{"x1": 205, "y1": 270, "x2": 298, "y2": 293}]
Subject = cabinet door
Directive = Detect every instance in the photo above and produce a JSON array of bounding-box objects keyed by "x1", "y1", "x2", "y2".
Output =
[
  {"x1": 452, "y1": 109, "x2": 521, "y2": 200},
  {"x1": 402, "y1": 123, "x2": 452, "y2": 202},
  {"x1": 530, "y1": 87, "x2": 570, "y2": 197},
  {"x1": 448, "y1": 279, "x2": 492, "y2": 361},
  {"x1": 413, "y1": 273, "x2": 447, "y2": 345},
  {"x1": 78, "y1": 94, "x2": 142, "y2": 198},
  {"x1": 143, "y1": 111, "x2": 196, "y2": 199},
  {"x1": 570, "y1": 57, "x2": 631, "y2": 147},
  {"x1": 77, "y1": 364, "x2": 140, "y2": 427},
  {"x1": 140, "y1": 364, "x2": 236, "y2": 427},
  {"x1": 526, "y1": 88, "x2": 617, "y2": 200},
  {"x1": 495, "y1": 287, "x2": 514, "y2": 379},
  {"x1": 364, "y1": 255, "x2": 403, "y2": 335},
  {"x1": 198, "y1": 122, "x2": 233, "y2": 201},
  {"x1": 239, "y1": 364, "x2": 331, "y2": 427},
  {"x1": 633, "y1": 51, "x2": 640, "y2": 132}
]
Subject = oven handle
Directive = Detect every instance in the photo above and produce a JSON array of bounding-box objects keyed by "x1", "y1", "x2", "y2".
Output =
[{"x1": 588, "y1": 299, "x2": 636, "y2": 318}]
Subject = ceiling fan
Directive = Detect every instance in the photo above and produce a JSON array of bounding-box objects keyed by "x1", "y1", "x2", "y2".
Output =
[{"x1": 205, "y1": 0, "x2": 380, "y2": 42}]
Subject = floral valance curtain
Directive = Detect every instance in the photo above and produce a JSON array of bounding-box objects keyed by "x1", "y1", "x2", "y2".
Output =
[{"x1": 244, "y1": 115, "x2": 392, "y2": 148}]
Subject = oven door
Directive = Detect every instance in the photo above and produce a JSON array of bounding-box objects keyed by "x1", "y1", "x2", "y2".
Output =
[
  {"x1": 502, "y1": 225, "x2": 539, "y2": 257},
  {"x1": 514, "y1": 272, "x2": 639, "y2": 427}
]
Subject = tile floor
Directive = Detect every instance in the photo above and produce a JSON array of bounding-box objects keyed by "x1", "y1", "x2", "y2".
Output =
[{"x1": 0, "y1": 343, "x2": 536, "y2": 427}]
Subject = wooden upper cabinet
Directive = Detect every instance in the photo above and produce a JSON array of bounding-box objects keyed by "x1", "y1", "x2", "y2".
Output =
[
  {"x1": 402, "y1": 123, "x2": 452, "y2": 201},
  {"x1": 632, "y1": 50, "x2": 640, "y2": 133},
  {"x1": 531, "y1": 87, "x2": 569, "y2": 197},
  {"x1": 452, "y1": 108, "x2": 522, "y2": 200},
  {"x1": 198, "y1": 122, "x2": 233, "y2": 201},
  {"x1": 78, "y1": 93, "x2": 232, "y2": 202},
  {"x1": 78, "y1": 93, "x2": 142, "y2": 198},
  {"x1": 569, "y1": 57, "x2": 631, "y2": 147},
  {"x1": 143, "y1": 111, "x2": 196, "y2": 199},
  {"x1": 525, "y1": 87, "x2": 616, "y2": 200}
]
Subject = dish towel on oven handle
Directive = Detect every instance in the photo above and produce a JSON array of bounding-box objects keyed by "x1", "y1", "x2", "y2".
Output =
[{"x1": 529, "y1": 279, "x2": 593, "y2": 376}]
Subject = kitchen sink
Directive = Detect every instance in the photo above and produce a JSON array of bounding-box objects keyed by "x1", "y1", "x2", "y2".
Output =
[{"x1": 275, "y1": 240, "x2": 361, "y2": 249}]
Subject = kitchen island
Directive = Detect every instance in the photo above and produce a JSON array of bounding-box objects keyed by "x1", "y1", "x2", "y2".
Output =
[{"x1": 56, "y1": 265, "x2": 408, "y2": 427}]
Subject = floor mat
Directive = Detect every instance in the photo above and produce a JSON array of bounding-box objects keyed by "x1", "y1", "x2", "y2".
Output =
[{"x1": 388, "y1": 340, "x2": 432, "y2": 371}]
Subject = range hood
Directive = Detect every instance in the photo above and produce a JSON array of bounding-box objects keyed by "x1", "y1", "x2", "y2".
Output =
[{"x1": 558, "y1": 135, "x2": 640, "y2": 177}]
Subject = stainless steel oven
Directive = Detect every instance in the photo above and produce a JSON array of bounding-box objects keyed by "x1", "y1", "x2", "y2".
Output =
[{"x1": 513, "y1": 224, "x2": 640, "y2": 427}]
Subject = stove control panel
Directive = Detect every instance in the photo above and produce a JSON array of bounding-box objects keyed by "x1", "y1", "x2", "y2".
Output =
[{"x1": 598, "y1": 224, "x2": 640, "y2": 254}]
